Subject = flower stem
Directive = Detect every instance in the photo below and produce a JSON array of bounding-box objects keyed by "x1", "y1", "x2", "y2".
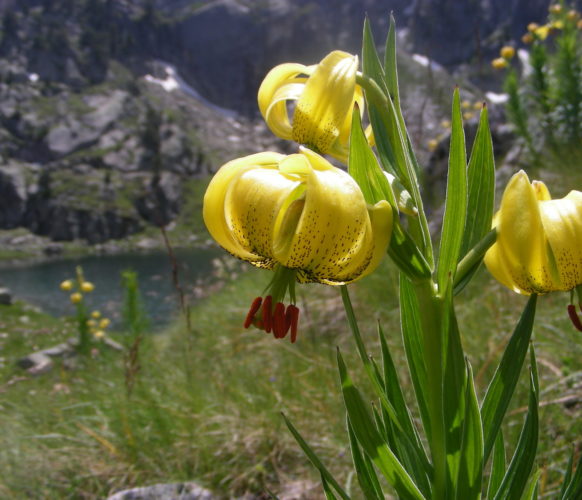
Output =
[{"x1": 414, "y1": 279, "x2": 447, "y2": 499}]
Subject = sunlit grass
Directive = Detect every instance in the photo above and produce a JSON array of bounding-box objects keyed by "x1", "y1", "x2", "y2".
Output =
[{"x1": 0, "y1": 254, "x2": 580, "y2": 498}]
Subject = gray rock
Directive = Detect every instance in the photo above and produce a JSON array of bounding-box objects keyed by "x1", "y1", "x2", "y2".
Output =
[
  {"x1": 17, "y1": 352, "x2": 54, "y2": 373},
  {"x1": 107, "y1": 482, "x2": 215, "y2": 500},
  {"x1": 0, "y1": 287, "x2": 12, "y2": 305}
]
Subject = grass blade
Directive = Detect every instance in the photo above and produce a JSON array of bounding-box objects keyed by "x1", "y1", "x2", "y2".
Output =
[
  {"x1": 348, "y1": 416, "x2": 384, "y2": 500},
  {"x1": 481, "y1": 294, "x2": 537, "y2": 463}
]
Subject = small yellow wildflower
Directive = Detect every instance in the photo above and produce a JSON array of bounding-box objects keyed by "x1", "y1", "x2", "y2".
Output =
[
  {"x1": 87, "y1": 319, "x2": 97, "y2": 328},
  {"x1": 522, "y1": 33, "x2": 534, "y2": 44},
  {"x1": 567, "y1": 10, "x2": 579, "y2": 21},
  {"x1": 70, "y1": 293, "x2": 83, "y2": 304},
  {"x1": 440, "y1": 119, "x2": 451, "y2": 129},
  {"x1": 91, "y1": 310, "x2": 101, "y2": 319},
  {"x1": 427, "y1": 139, "x2": 439, "y2": 152},
  {"x1": 463, "y1": 111, "x2": 475, "y2": 120},
  {"x1": 80, "y1": 281, "x2": 95, "y2": 293},
  {"x1": 461, "y1": 100, "x2": 471, "y2": 109},
  {"x1": 99, "y1": 318, "x2": 111, "y2": 329},
  {"x1": 491, "y1": 57, "x2": 509, "y2": 70},
  {"x1": 500, "y1": 46, "x2": 515, "y2": 60},
  {"x1": 93, "y1": 330, "x2": 105, "y2": 339},
  {"x1": 527, "y1": 22, "x2": 539, "y2": 32},
  {"x1": 549, "y1": 4, "x2": 562, "y2": 14},
  {"x1": 60, "y1": 280, "x2": 74, "y2": 291}
]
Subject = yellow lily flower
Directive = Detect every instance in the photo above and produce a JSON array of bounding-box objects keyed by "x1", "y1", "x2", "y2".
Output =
[
  {"x1": 485, "y1": 170, "x2": 582, "y2": 295},
  {"x1": 257, "y1": 51, "x2": 366, "y2": 162},
  {"x1": 203, "y1": 147, "x2": 393, "y2": 341}
]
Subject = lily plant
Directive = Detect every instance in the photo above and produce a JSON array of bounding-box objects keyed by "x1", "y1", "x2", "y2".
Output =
[{"x1": 203, "y1": 14, "x2": 582, "y2": 500}]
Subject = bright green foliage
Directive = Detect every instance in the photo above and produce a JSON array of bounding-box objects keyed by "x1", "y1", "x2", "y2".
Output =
[{"x1": 503, "y1": 3, "x2": 582, "y2": 166}]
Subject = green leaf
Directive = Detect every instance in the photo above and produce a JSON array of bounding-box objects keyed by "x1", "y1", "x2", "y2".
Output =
[
  {"x1": 348, "y1": 108, "x2": 397, "y2": 208},
  {"x1": 282, "y1": 413, "x2": 350, "y2": 500},
  {"x1": 347, "y1": 418, "x2": 384, "y2": 500},
  {"x1": 522, "y1": 470, "x2": 541, "y2": 500},
  {"x1": 441, "y1": 287, "x2": 468, "y2": 496},
  {"x1": 399, "y1": 276, "x2": 430, "y2": 440},
  {"x1": 340, "y1": 286, "x2": 408, "y2": 434},
  {"x1": 455, "y1": 360, "x2": 483, "y2": 500},
  {"x1": 562, "y1": 450, "x2": 582, "y2": 499},
  {"x1": 481, "y1": 295, "x2": 537, "y2": 463},
  {"x1": 337, "y1": 349, "x2": 426, "y2": 500},
  {"x1": 378, "y1": 323, "x2": 432, "y2": 495},
  {"x1": 492, "y1": 346, "x2": 539, "y2": 500},
  {"x1": 459, "y1": 104, "x2": 495, "y2": 258},
  {"x1": 384, "y1": 14, "x2": 399, "y2": 106},
  {"x1": 455, "y1": 104, "x2": 495, "y2": 293},
  {"x1": 486, "y1": 430, "x2": 506, "y2": 498},
  {"x1": 321, "y1": 473, "x2": 340, "y2": 500},
  {"x1": 437, "y1": 88, "x2": 467, "y2": 293}
]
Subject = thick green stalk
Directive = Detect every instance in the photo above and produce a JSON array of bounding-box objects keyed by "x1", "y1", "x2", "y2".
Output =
[{"x1": 414, "y1": 279, "x2": 447, "y2": 499}]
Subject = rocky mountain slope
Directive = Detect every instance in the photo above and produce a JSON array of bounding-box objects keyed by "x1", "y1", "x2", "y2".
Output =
[{"x1": 0, "y1": 0, "x2": 565, "y2": 245}]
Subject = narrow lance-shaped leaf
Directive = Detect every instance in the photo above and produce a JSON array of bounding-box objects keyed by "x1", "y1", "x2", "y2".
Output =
[
  {"x1": 437, "y1": 88, "x2": 467, "y2": 293},
  {"x1": 348, "y1": 107, "x2": 431, "y2": 281},
  {"x1": 481, "y1": 295, "x2": 537, "y2": 463},
  {"x1": 486, "y1": 429, "x2": 506, "y2": 499},
  {"x1": 561, "y1": 449, "x2": 582, "y2": 499},
  {"x1": 337, "y1": 348, "x2": 426, "y2": 500},
  {"x1": 454, "y1": 104, "x2": 495, "y2": 294},
  {"x1": 348, "y1": 417, "x2": 384, "y2": 500},
  {"x1": 492, "y1": 346, "x2": 539, "y2": 500},
  {"x1": 455, "y1": 360, "x2": 483, "y2": 500},
  {"x1": 378, "y1": 323, "x2": 432, "y2": 495},
  {"x1": 282, "y1": 413, "x2": 350, "y2": 500},
  {"x1": 399, "y1": 276, "x2": 430, "y2": 441}
]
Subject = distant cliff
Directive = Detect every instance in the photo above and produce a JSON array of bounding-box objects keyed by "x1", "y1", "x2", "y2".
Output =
[{"x1": 0, "y1": 0, "x2": 564, "y2": 243}]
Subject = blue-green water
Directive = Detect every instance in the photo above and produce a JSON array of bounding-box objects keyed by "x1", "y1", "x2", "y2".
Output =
[{"x1": 0, "y1": 248, "x2": 221, "y2": 329}]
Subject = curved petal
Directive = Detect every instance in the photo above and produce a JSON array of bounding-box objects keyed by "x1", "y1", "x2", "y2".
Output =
[
  {"x1": 263, "y1": 81, "x2": 306, "y2": 140},
  {"x1": 225, "y1": 167, "x2": 302, "y2": 267},
  {"x1": 293, "y1": 51, "x2": 358, "y2": 154},
  {"x1": 258, "y1": 63, "x2": 308, "y2": 119},
  {"x1": 275, "y1": 159, "x2": 374, "y2": 282},
  {"x1": 540, "y1": 190, "x2": 582, "y2": 290},
  {"x1": 203, "y1": 152, "x2": 284, "y2": 262}
]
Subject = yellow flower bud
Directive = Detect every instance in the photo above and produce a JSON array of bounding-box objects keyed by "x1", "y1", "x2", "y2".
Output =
[
  {"x1": 60, "y1": 280, "x2": 74, "y2": 291},
  {"x1": 552, "y1": 20, "x2": 564, "y2": 30},
  {"x1": 567, "y1": 10, "x2": 579, "y2": 21},
  {"x1": 461, "y1": 100, "x2": 471, "y2": 109},
  {"x1": 463, "y1": 111, "x2": 475, "y2": 120},
  {"x1": 70, "y1": 293, "x2": 83, "y2": 304},
  {"x1": 99, "y1": 318, "x2": 111, "y2": 329},
  {"x1": 93, "y1": 330, "x2": 105, "y2": 339},
  {"x1": 440, "y1": 119, "x2": 451, "y2": 129},
  {"x1": 522, "y1": 33, "x2": 534, "y2": 44},
  {"x1": 549, "y1": 4, "x2": 562, "y2": 14},
  {"x1": 500, "y1": 46, "x2": 515, "y2": 60},
  {"x1": 91, "y1": 310, "x2": 101, "y2": 319},
  {"x1": 427, "y1": 139, "x2": 439, "y2": 152},
  {"x1": 87, "y1": 319, "x2": 97, "y2": 328},
  {"x1": 80, "y1": 281, "x2": 95, "y2": 293}
]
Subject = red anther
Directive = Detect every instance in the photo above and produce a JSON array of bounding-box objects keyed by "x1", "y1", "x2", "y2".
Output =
[
  {"x1": 287, "y1": 305, "x2": 300, "y2": 343},
  {"x1": 568, "y1": 304, "x2": 582, "y2": 332},
  {"x1": 244, "y1": 297, "x2": 262, "y2": 328},
  {"x1": 273, "y1": 302, "x2": 286, "y2": 338},
  {"x1": 262, "y1": 296, "x2": 273, "y2": 333}
]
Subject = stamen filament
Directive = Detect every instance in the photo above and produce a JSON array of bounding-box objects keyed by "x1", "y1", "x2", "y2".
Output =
[{"x1": 244, "y1": 297, "x2": 262, "y2": 328}]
